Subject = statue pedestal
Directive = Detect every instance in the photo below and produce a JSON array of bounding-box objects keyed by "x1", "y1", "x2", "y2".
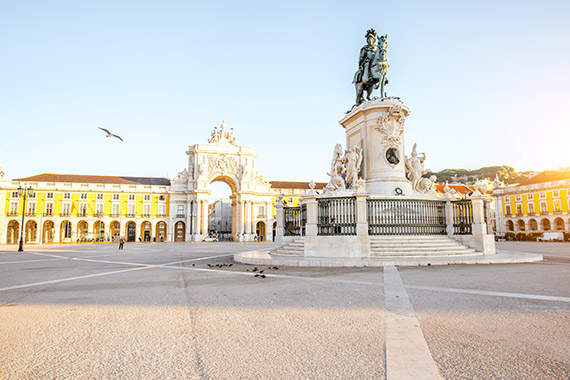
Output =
[{"x1": 339, "y1": 98, "x2": 412, "y2": 197}]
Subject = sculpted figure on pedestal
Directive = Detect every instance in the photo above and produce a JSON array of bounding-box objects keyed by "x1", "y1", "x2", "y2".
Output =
[
  {"x1": 418, "y1": 175, "x2": 437, "y2": 193},
  {"x1": 344, "y1": 146, "x2": 363, "y2": 189},
  {"x1": 208, "y1": 121, "x2": 237, "y2": 146},
  {"x1": 405, "y1": 143, "x2": 429, "y2": 192},
  {"x1": 324, "y1": 143, "x2": 363, "y2": 192}
]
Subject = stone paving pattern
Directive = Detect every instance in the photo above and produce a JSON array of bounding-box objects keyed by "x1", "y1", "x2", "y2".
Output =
[{"x1": 0, "y1": 241, "x2": 569, "y2": 379}]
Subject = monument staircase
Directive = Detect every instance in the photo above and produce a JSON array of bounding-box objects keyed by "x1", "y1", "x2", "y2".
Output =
[
  {"x1": 369, "y1": 235, "x2": 477, "y2": 257},
  {"x1": 271, "y1": 236, "x2": 477, "y2": 258},
  {"x1": 271, "y1": 238, "x2": 305, "y2": 256}
]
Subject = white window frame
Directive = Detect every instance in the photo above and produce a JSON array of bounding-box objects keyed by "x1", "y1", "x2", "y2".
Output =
[
  {"x1": 143, "y1": 204, "x2": 151, "y2": 216},
  {"x1": 9, "y1": 201, "x2": 18, "y2": 214},
  {"x1": 80, "y1": 193, "x2": 88, "y2": 200},
  {"x1": 128, "y1": 194, "x2": 135, "y2": 201},
  {"x1": 112, "y1": 194, "x2": 120, "y2": 201},
  {"x1": 45, "y1": 202, "x2": 54, "y2": 216},
  {"x1": 144, "y1": 194, "x2": 151, "y2": 201},
  {"x1": 96, "y1": 194, "x2": 104, "y2": 200},
  {"x1": 62, "y1": 202, "x2": 71, "y2": 216},
  {"x1": 111, "y1": 203, "x2": 120, "y2": 216},
  {"x1": 127, "y1": 203, "x2": 136, "y2": 217},
  {"x1": 79, "y1": 203, "x2": 88, "y2": 216}
]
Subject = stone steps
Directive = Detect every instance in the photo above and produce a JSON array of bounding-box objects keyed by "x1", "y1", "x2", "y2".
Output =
[
  {"x1": 271, "y1": 239, "x2": 305, "y2": 256},
  {"x1": 370, "y1": 235, "x2": 476, "y2": 257}
]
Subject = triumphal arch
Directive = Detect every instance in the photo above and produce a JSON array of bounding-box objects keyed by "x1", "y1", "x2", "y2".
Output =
[{"x1": 168, "y1": 121, "x2": 275, "y2": 242}]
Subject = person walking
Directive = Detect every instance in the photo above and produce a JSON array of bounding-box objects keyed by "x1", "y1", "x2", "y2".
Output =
[{"x1": 118, "y1": 237, "x2": 125, "y2": 250}]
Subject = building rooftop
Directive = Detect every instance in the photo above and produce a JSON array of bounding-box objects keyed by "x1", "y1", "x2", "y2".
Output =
[
  {"x1": 515, "y1": 169, "x2": 570, "y2": 187},
  {"x1": 270, "y1": 181, "x2": 327, "y2": 190},
  {"x1": 13, "y1": 173, "x2": 171, "y2": 186},
  {"x1": 434, "y1": 183, "x2": 476, "y2": 195}
]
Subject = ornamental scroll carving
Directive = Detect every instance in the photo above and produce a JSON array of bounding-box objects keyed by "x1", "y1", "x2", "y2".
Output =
[
  {"x1": 207, "y1": 154, "x2": 238, "y2": 176},
  {"x1": 374, "y1": 104, "x2": 406, "y2": 149}
]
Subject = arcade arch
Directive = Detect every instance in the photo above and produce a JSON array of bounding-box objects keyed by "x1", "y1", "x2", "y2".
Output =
[
  {"x1": 156, "y1": 221, "x2": 167, "y2": 242},
  {"x1": 528, "y1": 219, "x2": 538, "y2": 231},
  {"x1": 174, "y1": 221, "x2": 185, "y2": 242},
  {"x1": 6, "y1": 220, "x2": 19, "y2": 244},
  {"x1": 43, "y1": 220, "x2": 55, "y2": 243},
  {"x1": 94, "y1": 221, "x2": 105, "y2": 241},
  {"x1": 141, "y1": 221, "x2": 151, "y2": 242},
  {"x1": 60, "y1": 221, "x2": 72, "y2": 242},
  {"x1": 77, "y1": 221, "x2": 89, "y2": 241},
  {"x1": 126, "y1": 221, "x2": 136, "y2": 242},
  {"x1": 110, "y1": 221, "x2": 121, "y2": 241},
  {"x1": 25, "y1": 220, "x2": 37, "y2": 243}
]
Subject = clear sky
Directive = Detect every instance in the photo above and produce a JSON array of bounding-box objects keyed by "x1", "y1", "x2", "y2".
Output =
[{"x1": 1, "y1": 0, "x2": 569, "y2": 188}]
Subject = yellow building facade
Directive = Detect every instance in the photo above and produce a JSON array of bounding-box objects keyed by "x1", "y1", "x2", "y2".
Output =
[
  {"x1": 1, "y1": 174, "x2": 170, "y2": 244},
  {"x1": 493, "y1": 170, "x2": 570, "y2": 234}
]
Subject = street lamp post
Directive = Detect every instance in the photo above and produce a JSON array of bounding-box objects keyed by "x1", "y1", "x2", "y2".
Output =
[{"x1": 17, "y1": 185, "x2": 33, "y2": 252}]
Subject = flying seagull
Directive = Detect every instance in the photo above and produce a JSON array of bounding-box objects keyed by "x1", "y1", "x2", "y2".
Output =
[{"x1": 98, "y1": 127, "x2": 123, "y2": 141}]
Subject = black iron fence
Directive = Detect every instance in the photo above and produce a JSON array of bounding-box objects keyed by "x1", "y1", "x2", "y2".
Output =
[
  {"x1": 317, "y1": 197, "x2": 356, "y2": 236},
  {"x1": 453, "y1": 200, "x2": 473, "y2": 235},
  {"x1": 284, "y1": 205, "x2": 306, "y2": 236},
  {"x1": 367, "y1": 199, "x2": 446, "y2": 235}
]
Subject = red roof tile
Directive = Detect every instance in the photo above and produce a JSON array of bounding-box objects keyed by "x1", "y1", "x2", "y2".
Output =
[
  {"x1": 14, "y1": 173, "x2": 171, "y2": 186},
  {"x1": 270, "y1": 181, "x2": 327, "y2": 190}
]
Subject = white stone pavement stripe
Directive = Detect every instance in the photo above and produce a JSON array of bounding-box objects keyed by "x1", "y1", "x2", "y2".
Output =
[
  {"x1": 384, "y1": 265, "x2": 441, "y2": 380},
  {"x1": 0, "y1": 253, "x2": 234, "y2": 293},
  {"x1": 0, "y1": 266, "x2": 150, "y2": 292},
  {"x1": 406, "y1": 285, "x2": 570, "y2": 303}
]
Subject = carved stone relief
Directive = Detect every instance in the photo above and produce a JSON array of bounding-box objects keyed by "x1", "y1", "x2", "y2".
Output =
[{"x1": 374, "y1": 104, "x2": 406, "y2": 149}]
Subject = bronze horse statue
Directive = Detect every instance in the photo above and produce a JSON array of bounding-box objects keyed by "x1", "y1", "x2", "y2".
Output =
[{"x1": 353, "y1": 30, "x2": 388, "y2": 106}]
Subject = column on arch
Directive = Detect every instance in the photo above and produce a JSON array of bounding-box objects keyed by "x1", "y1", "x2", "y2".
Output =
[
  {"x1": 201, "y1": 200, "x2": 209, "y2": 236},
  {"x1": 251, "y1": 201, "x2": 258, "y2": 239},
  {"x1": 191, "y1": 200, "x2": 199, "y2": 240},
  {"x1": 244, "y1": 200, "x2": 252, "y2": 239},
  {"x1": 264, "y1": 201, "x2": 272, "y2": 241},
  {"x1": 236, "y1": 200, "x2": 244, "y2": 241}
]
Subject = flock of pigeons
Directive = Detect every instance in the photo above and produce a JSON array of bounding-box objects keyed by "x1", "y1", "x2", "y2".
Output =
[{"x1": 203, "y1": 263, "x2": 279, "y2": 279}]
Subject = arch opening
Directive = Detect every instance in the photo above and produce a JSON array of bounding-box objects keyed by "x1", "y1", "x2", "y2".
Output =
[{"x1": 208, "y1": 179, "x2": 234, "y2": 241}]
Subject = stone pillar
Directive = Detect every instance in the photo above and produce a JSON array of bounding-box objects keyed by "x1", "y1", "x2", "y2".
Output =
[
  {"x1": 202, "y1": 201, "x2": 209, "y2": 236},
  {"x1": 354, "y1": 191, "x2": 369, "y2": 236},
  {"x1": 236, "y1": 200, "x2": 244, "y2": 241},
  {"x1": 304, "y1": 195, "x2": 318, "y2": 237},
  {"x1": 264, "y1": 201, "x2": 272, "y2": 241},
  {"x1": 191, "y1": 201, "x2": 199, "y2": 241},
  {"x1": 251, "y1": 202, "x2": 258, "y2": 240},
  {"x1": 442, "y1": 193, "x2": 455, "y2": 236},
  {"x1": 54, "y1": 222, "x2": 60, "y2": 243},
  {"x1": 470, "y1": 191, "x2": 495, "y2": 255},
  {"x1": 274, "y1": 199, "x2": 285, "y2": 245},
  {"x1": 244, "y1": 201, "x2": 252, "y2": 240},
  {"x1": 37, "y1": 221, "x2": 43, "y2": 244}
]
